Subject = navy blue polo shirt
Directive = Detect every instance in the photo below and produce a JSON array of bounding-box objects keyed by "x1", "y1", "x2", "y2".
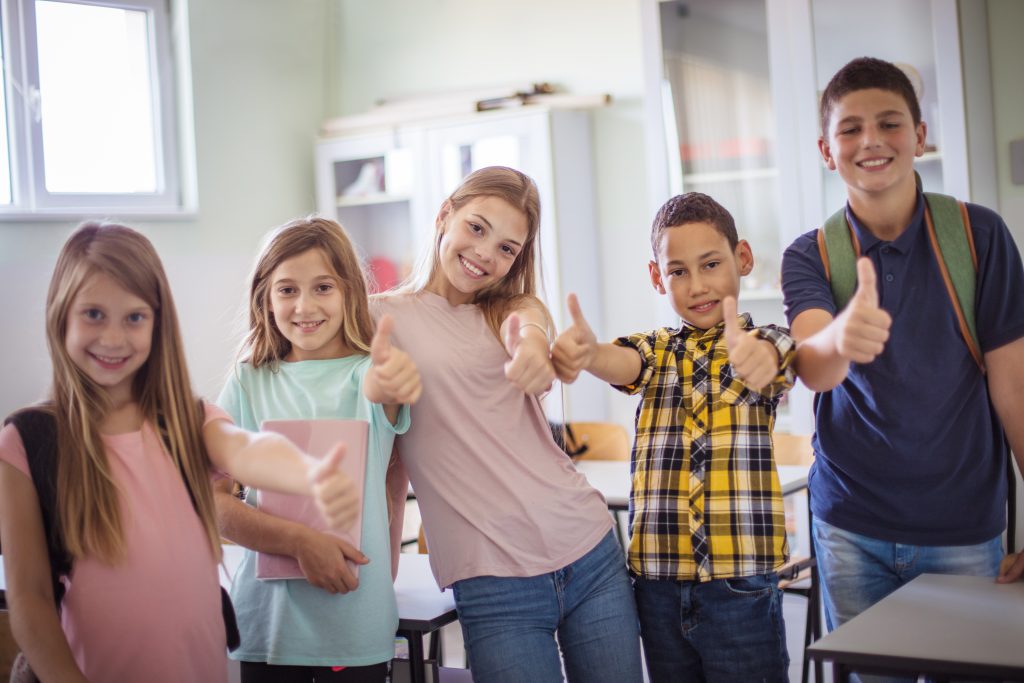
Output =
[{"x1": 782, "y1": 193, "x2": 1024, "y2": 545}]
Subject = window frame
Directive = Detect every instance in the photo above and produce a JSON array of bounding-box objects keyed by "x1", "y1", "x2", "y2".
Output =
[{"x1": 0, "y1": 0, "x2": 196, "y2": 220}]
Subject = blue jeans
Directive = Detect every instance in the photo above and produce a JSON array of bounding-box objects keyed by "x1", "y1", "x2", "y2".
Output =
[
  {"x1": 632, "y1": 573, "x2": 789, "y2": 683},
  {"x1": 451, "y1": 531, "x2": 643, "y2": 683},
  {"x1": 812, "y1": 517, "x2": 1003, "y2": 683}
]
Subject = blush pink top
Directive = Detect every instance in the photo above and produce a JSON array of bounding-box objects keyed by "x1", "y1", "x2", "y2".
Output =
[
  {"x1": 0, "y1": 405, "x2": 230, "y2": 683},
  {"x1": 374, "y1": 291, "x2": 612, "y2": 588}
]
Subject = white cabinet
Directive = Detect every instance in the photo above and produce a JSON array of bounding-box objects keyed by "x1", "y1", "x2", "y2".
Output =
[{"x1": 314, "y1": 107, "x2": 607, "y2": 422}]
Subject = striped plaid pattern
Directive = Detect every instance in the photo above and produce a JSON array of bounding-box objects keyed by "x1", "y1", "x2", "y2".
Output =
[{"x1": 614, "y1": 315, "x2": 796, "y2": 581}]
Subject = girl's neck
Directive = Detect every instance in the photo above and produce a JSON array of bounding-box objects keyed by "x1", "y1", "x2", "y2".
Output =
[
  {"x1": 99, "y1": 399, "x2": 143, "y2": 435},
  {"x1": 425, "y1": 272, "x2": 473, "y2": 306},
  {"x1": 284, "y1": 339, "x2": 358, "y2": 363}
]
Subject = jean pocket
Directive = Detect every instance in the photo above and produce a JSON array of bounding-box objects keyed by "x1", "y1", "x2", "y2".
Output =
[{"x1": 722, "y1": 574, "x2": 773, "y2": 596}]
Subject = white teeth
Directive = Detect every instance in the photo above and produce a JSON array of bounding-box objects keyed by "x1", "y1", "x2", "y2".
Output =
[
  {"x1": 860, "y1": 158, "x2": 889, "y2": 168},
  {"x1": 295, "y1": 321, "x2": 323, "y2": 329},
  {"x1": 460, "y1": 256, "x2": 484, "y2": 276},
  {"x1": 94, "y1": 354, "x2": 125, "y2": 363}
]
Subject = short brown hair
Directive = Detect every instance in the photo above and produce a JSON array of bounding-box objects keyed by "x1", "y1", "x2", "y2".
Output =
[
  {"x1": 650, "y1": 192, "x2": 737, "y2": 256},
  {"x1": 820, "y1": 57, "x2": 921, "y2": 135}
]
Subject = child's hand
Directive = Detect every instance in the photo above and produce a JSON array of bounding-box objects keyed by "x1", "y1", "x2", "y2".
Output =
[
  {"x1": 293, "y1": 527, "x2": 368, "y2": 594},
  {"x1": 723, "y1": 297, "x2": 779, "y2": 391},
  {"x1": 834, "y1": 258, "x2": 892, "y2": 363},
  {"x1": 504, "y1": 314, "x2": 556, "y2": 395},
  {"x1": 552, "y1": 293, "x2": 598, "y2": 383},
  {"x1": 997, "y1": 552, "x2": 1024, "y2": 583},
  {"x1": 309, "y1": 443, "x2": 361, "y2": 531},
  {"x1": 369, "y1": 314, "x2": 422, "y2": 405}
]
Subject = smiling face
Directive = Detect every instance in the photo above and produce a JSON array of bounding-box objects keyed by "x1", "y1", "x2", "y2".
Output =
[
  {"x1": 268, "y1": 247, "x2": 350, "y2": 361},
  {"x1": 649, "y1": 222, "x2": 752, "y2": 330},
  {"x1": 819, "y1": 87, "x2": 926, "y2": 202},
  {"x1": 428, "y1": 195, "x2": 529, "y2": 305},
  {"x1": 64, "y1": 271, "x2": 154, "y2": 405}
]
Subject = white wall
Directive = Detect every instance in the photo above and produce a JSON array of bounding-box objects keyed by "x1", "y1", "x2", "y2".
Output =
[
  {"x1": 989, "y1": 0, "x2": 1024, "y2": 245},
  {"x1": 0, "y1": 0, "x2": 332, "y2": 418},
  {"x1": 329, "y1": 0, "x2": 658, "y2": 430}
]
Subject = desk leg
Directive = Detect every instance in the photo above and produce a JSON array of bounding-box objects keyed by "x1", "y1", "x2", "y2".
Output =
[
  {"x1": 407, "y1": 632, "x2": 426, "y2": 683},
  {"x1": 833, "y1": 661, "x2": 850, "y2": 683}
]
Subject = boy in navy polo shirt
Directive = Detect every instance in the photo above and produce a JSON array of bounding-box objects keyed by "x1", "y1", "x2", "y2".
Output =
[{"x1": 781, "y1": 56, "x2": 1024, "y2": 647}]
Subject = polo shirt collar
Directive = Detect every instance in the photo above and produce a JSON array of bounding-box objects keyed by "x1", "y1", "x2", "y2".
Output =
[{"x1": 845, "y1": 191, "x2": 926, "y2": 255}]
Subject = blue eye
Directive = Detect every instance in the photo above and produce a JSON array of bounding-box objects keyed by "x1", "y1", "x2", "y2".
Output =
[{"x1": 84, "y1": 308, "x2": 104, "y2": 321}]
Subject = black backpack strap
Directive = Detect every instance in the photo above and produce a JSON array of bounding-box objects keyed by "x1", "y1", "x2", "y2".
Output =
[{"x1": 3, "y1": 407, "x2": 72, "y2": 608}]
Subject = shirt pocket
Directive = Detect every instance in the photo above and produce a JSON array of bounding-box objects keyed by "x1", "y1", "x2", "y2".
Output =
[{"x1": 718, "y1": 363, "x2": 760, "y2": 407}]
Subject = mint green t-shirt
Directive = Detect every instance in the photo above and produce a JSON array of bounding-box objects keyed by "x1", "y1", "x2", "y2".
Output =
[{"x1": 217, "y1": 355, "x2": 409, "y2": 666}]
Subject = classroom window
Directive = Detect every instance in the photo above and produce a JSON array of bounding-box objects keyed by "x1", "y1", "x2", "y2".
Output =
[{"x1": 0, "y1": 0, "x2": 193, "y2": 218}]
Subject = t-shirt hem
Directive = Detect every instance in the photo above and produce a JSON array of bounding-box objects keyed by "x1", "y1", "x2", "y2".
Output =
[
  {"x1": 815, "y1": 510, "x2": 1004, "y2": 547},
  {"x1": 229, "y1": 650, "x2": 394, "y2": 667},
  {"x1": 439, "y1": 520, "x2": 613, "y2": 588}
]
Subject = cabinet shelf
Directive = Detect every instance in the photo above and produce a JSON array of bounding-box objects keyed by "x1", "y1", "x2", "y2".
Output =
[
  {"x1": 336, "y1": 193, "x2": 411, "y2": 208},
  {"x1": 681, "y1": 167, "x2": 778, "y2": 185}
]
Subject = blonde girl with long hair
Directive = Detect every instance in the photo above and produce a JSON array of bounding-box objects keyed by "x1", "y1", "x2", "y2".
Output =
[
  {"x1": 0, "y1": 223, "x2": 358, "y2": 683},
  {"x1": 375, "y1": 166, "x2": 644, "y2": 682},
  {"x1": 214, "y1": 216, "x2": 419, "y2": 683}
]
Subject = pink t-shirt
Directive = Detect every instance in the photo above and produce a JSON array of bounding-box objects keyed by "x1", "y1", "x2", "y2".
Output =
[
  {"x1": 0, "y1": 404, "x2": 230, "y2": 683},
  {"x1": 374, "y1": 291, "x2": 612, "y2": 588}
]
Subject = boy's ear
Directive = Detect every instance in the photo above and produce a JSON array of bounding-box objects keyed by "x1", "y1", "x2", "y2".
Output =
[
  {"x1": 914, "y1": 120, "x2": 928, "y2": 156},
  {"x1": 818, "y1": 136, "x2": 837, "y2": 171},
  {"x1": 735, "y1": 240, "x2": 754, "y2": 276},
  {"x1": 648, "y1": 260, "x2": 666, "y2": 294}
]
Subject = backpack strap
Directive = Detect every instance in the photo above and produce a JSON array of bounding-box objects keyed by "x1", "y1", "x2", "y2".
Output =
[
  {"x1": 922, "y1": 193, "x2": 985, "y2": 372},
  {"x1": 817, "y1": 206, "x2": 862, "y2": 311},
  {"x1": 3, "y1": 407, "x2": 72, "y2": 608}
]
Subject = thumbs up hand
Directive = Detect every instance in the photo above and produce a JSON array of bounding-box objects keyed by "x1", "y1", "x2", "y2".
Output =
[
  {"x1": 367, "y1": 315, "x2": 422, "y2": 405},
  {"x1": 503, "y1": 312, "x2": 556, "y2": 395},
  {"x1": 309, "y1": 443, "x2": 361, "y2": 531},
  {"x1": 722, "y1": 296, "x2": 779, "y2": 391},
  {"x1": 552, "y1": 294, "x2": 599, "y2": 383},
  {"x1": 834, "y1": 257, "x2": 892, "y2": 364}
]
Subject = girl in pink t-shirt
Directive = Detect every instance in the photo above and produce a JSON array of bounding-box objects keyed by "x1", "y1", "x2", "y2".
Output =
[
  {"x1": 376, "y1": 167, "x2": 643, "y2": 682},
  {"x1": 0, "y1": 222, "x2": 359, "y2": 683}
]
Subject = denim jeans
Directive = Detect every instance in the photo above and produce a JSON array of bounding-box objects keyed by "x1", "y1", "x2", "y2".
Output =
[
  {"x1": 451, "y1": 530, "x2": 643, "y2": 683},
  {"x1": 632, "y1": 573, "x2": 789, "y2": 683},
  {"x1": 812, "y1": 517, "x2": 1003, "y2": 683}
]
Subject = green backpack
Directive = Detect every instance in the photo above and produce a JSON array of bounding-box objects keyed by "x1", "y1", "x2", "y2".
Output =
[{"x1": 815, "y1": 176, "x2": 985, "y2": 373}]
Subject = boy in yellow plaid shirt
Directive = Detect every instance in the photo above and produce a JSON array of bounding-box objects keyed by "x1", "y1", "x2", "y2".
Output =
[{"x1": 553, "y1": 192, "x2": 796, "y2": 682}]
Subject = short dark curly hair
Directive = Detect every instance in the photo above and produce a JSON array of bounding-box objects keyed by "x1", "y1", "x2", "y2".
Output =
[
  {"x1": 650, "y1": 192, "x2": 737, "y2": 257},
  {"x1": 820, "y1": 57, "x2": 921, "y2": 135}
]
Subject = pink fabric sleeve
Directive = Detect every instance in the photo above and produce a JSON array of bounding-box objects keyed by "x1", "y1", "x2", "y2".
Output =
[{"x1": 0, "y1": 423, "x2": 30, "y2": 477}]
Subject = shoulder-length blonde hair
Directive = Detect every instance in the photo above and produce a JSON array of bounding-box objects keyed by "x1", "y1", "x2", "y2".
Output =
[
  {"x1": 242, "y1": 216, "x2": 373, "y2": 368},
  {"x1": 45, "y1": 222, "x2": 220, "y2": 564},
  {"x1": 403, "y1": 166, "x2": 546, "y2": 339}
]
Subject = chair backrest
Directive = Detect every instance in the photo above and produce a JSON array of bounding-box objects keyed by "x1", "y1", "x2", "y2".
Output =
[{"x1": 566, "y1": 422, "x2": 631, "y2": 461}]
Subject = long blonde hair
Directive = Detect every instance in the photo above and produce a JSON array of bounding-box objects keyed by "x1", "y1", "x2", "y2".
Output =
[
  {"x1": 45, "y1": 222, "x2": 220, "y2": 563},
  {"x1": 404, "y1": 166, "x2": 545, "y2": 339},
  {"x1": 242, "y1": 216, "x2": 374, "y2": 368}
]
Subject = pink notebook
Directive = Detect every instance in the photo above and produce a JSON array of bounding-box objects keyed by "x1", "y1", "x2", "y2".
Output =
[{"x1": 256, "y1": 419, "x2": 368, "y2": 580}]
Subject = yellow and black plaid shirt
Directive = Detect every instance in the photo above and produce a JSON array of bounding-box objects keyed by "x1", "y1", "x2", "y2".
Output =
[{"x1": 614, "y1": 314, "x2": 796, "y2": 581}]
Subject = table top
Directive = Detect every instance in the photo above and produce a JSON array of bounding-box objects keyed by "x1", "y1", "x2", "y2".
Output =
[
  {"x1": 574, "y1": 460, "x2": 810, "y2": 509},
  {"x1": 807, "y1": 573, "x2": 1024, "y2": 679}
]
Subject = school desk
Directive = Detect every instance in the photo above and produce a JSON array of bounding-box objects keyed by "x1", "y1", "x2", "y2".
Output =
[{"x1": 807, "y1": 572, "x2": 1024, "y2": 681}]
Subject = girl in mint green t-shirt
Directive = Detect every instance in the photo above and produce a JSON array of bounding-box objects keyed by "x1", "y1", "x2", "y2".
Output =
[{"x1": 215, "y1": 216, "x2": 421, "y2": 683}]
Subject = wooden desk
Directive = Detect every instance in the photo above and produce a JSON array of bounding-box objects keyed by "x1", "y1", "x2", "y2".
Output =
[{"x1": 807, "y1": 573, "x2": 1024, "y2": 681}]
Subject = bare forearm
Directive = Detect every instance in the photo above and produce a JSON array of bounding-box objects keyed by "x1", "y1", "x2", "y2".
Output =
[
  {"x1": 588, "y1": 343, "x2": 642, "y2": 386},
  {"x1": 215, "y1": 489, "x2": 308, "y2": 557},
  {"x1": 208, "y1": 423, "x2": 314, "y2": 496},
  {"x1": 9, "y1": 594, "x2": 88, "y2": 683},
  {"x1": 794, "y1": 331, "x2": 850, "y2": 392},
  {"x1": 385, "y1": 455, "x2": 409, "y2": 581}
]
